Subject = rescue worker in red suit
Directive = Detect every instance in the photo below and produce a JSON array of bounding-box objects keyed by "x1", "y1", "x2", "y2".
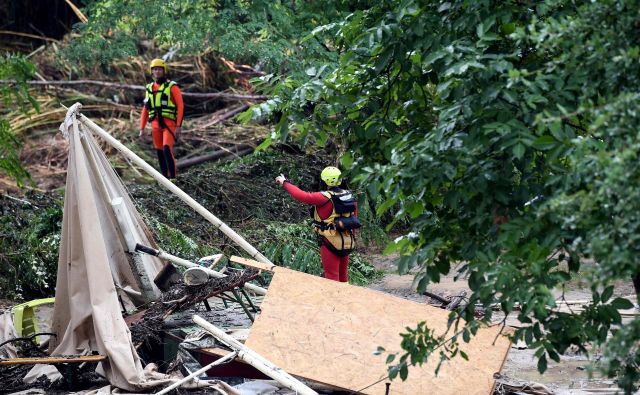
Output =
[
  {"x1": 276, "y1": 167, "x2": 360, "y2": 282},
  {"x1": 139, "y1": 58, "x2": 184, "y2": 179}
]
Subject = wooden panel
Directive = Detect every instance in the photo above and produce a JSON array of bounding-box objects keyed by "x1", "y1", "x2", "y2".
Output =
[
  {"x1": 245, "y1": 267, "x2": 511, "y2": 395},
  {"x1": 0, "y1": 355, "x2": 107, "y2": 365},
  {"x1": 230, "y1": 255, "x2": 276, "y2": 272}
]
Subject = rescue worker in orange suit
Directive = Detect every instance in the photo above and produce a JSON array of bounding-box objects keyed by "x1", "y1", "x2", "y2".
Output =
[
  {"x1": 275, "y1": 167, "x2": 361, "y2": 282},
  {"x1": 139, "y1": 58, "x2": 184, "y2": 179}
]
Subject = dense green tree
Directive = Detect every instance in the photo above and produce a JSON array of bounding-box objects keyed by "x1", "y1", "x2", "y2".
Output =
[
  {"x1": 64, "y1": 0, "x2": 371, "y2": 75},
  {"x1": 242, "y1": 0, "x2": 640, "y2": 391},
  {"x1": 32, "y1": 0, "x2": 640, "y2": 391},
  {"x1": 0, "y1": 54, "x2": 36, "y2": 186}
]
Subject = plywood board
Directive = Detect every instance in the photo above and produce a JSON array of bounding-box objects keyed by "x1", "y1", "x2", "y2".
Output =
[
  {"x1": 230, "y1": 255, "x2": 276, "y2": 272},
  {"x1": 245, "y1": 267, "x2": 511, "y2": 395}
]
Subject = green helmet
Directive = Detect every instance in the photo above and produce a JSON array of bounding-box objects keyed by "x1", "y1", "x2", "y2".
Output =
[{"x1": 321, "y1": 166, "x2": 342, "y2": 187}]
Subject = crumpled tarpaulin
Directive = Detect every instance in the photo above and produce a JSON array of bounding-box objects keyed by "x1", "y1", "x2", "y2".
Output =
[
  {"x1": 0, "y1": 311, "x2": 19, "y2": 359},
  {"x1": 24, "y1": 103, "x2": 232, "y2": 393}
]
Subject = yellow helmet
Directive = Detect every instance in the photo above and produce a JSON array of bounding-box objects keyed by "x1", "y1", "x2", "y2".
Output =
[
  {"x1": 321, "y1": 166, "x2": 342, "y2": 187},
  {"x1": 149, "y1": 58, "x2": 167, "y2": 73}
]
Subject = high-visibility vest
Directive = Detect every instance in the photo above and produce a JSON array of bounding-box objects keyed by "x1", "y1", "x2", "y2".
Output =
[
  {"x1": 144, "y1": 81, "x2": 178, "y2": 121},
  {"x1": 312, "y1": 189, "x2": 361, "y2": 254}
]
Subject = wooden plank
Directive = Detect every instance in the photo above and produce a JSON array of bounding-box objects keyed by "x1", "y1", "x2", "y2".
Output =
[
  {"x1": 230, "y1": 256, "x2": 276, "y2": 272},
  {"x1": 0, "y1": 355, "x2": 107, "y2": 365},
  {"x1": 245, "y1": 267, "x2": 512, "y2": 395}
]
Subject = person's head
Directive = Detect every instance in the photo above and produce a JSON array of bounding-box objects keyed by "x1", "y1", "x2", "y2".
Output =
[
  {"x1": 149, "y1": 58, "x2": 167, "y2": 80},
  {"x1": 320, "y1": 166, "x2": 344, "y2": 189}
]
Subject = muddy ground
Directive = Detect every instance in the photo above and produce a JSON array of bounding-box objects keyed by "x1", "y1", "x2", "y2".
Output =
[
  {"x1": 365, "y1": 250, "x2": 637, "y2": 395},
  {"x1": 3, "y1": 250, "x2": 636, "y2": 394}
]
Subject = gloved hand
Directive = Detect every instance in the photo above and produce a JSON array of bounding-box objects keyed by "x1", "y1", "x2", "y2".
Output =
[{"x1": 275, "y1": 174, "x2": 287, "y2": 185}]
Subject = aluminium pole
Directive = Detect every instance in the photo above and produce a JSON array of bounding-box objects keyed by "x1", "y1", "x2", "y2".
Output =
[{"x1": 74, "y1": 107, "x2": 272, "y2": 265}]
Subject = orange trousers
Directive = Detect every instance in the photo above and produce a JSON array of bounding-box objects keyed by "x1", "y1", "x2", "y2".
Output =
[{"x1": 151, "y1": 119, "x2": 176, "y2": 179}]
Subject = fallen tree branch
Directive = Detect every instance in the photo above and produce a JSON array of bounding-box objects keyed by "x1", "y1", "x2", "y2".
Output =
[
  {"x1": 0, "y1": 31, "x2": 58, "y2": 42},
  {"x1": 422, "y1": 291, "x2": 450, "y2": 306},
  {"x1": 0, "y1": 79, "x2": 268, "y2": 101},
  {"x1": 176, "y1": 145, "x2": 254, "y2": 170},
  {"x1": 189, "y1": 104, "x2": 250, "y2": 132},
  {"x1": 447, "y1": 291, "x2": 467, "y2": 311}
]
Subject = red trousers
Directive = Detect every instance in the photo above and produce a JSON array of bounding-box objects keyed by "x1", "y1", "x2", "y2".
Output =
[{"x1": 320, "y1": 245, "x2": 349, "y2": 282}]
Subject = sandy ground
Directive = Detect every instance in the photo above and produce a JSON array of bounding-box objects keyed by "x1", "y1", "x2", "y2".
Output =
[{"x1": 364, "y1": 251, "x2": 637, "y2": 395}]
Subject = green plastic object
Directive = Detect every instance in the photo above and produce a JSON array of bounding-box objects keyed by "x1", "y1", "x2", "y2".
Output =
[{"x1": 11, "y1": 297, "x2": 55, "y2": 343}]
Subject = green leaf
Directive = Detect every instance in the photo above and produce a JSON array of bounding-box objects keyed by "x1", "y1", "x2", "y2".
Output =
[
  {"x1": 399, "y1": 364, "x2": 409, "y2": 380},
  {"x1": 537, "y1": 354, "x2": 548, "y2": 373},
  {"x1": 610, "y1": 298, "x2": 634, "y2": 310},
  {"x1": 512, "y1": 143, "x2": 525, "y2": 159},
  {"x1": 423, "y1": 50, "x2": 446, "y2": 67},
  {"x1": 532, "y1": 135, "x2": 557, "y2": 151},
  {"x1": 601, "y1": 286, "x2": 614, "y2": 303},
  {"x1": 438, "y1": 2, "x2": 451, "y2": 12},
  {"x1": 549, "y1": 121, "x2": 564, "y2": 141}
]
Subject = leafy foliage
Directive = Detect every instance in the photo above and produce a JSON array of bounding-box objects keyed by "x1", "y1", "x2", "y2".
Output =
[
  {"x1": 66, "y1": 0, "x2": 357, "y2": 75},
  {"x1": 146, "y1": 217, "x2": 220, "y2": 261},
  {"x1": 243, "y1": 0, "x2": 640, "y2": 391},
  {"x1": 0, "y1": 194, "x2": 62, "y2": 300},
  {"x1": 259, "y1": 222, "x2": 382, "y2": 286},
  {"x1": 0, "y1": 54, "x2": 37, "y2": 186}
]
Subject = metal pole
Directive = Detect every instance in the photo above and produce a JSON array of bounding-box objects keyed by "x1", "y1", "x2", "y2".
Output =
[
  {"x1": 193, "y1": 315, "x2": 319, "y2": 395},
  {"x1": 154, "y1": 351, "x2": 238, "y2": 395},
  {"x1": 135, "y1": 243, "x2": 266, "y2": 296},
  {"x1": 75, "y1": 109, "x2": 272, "y2": 265}
]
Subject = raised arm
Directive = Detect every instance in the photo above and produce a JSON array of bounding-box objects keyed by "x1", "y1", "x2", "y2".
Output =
[{"x1": 276, "y1": 174, "x2": 329, "y2": 205}]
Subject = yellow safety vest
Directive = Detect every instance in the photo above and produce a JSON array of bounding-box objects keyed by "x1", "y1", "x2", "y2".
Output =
[{"x1": 144, "y1": 81, "x2": 178, "y2": 121}]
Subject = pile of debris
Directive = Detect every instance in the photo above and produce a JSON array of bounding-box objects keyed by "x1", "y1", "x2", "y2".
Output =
[
  {"x1": 0, "y1": 108, "x2": 512, "y2": 394},
  {"x1": 1, "y1": 39, "x2": 269, "y2": 192}
]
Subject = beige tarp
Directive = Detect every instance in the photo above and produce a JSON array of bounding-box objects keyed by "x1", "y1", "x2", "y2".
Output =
[
  {"x1": 25, "y1": 105, "x2": 233, "y2": 393},
  {"x1": 0, "y1": 311, "x2": 19, "y2": 359}
]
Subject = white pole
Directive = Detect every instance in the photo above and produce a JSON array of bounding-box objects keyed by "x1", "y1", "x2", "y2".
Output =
[
  {"x1": 193, "y1": 315, "x2": 318, "y2": 395},
  {"x1": 76, "y1": 111, "x2": 272, "y2": 265},
  {"x1": 154, "y1": 351, "x2": 238, "y2": 395}
]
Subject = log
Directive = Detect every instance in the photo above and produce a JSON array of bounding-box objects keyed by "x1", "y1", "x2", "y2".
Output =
[
  {"x1": 64, "y1": 0, "x2": 88, "y2": 23},
  {"x1": 189, "y1": 104, "x2": 250, "y2": 132},
  {"x1": 1, "y1": 80, "x2": 267, "y2": 101},
  {"x1": 193, "y1": 315, "x2": 318, "y2": 395},
  {"x1": 176, "y1": 145, "x2": 254, "y2": 170},
  {"x1": 422, "y1": 291, "x2": 449, "y2": 306},
  {"x1": 0, "y1": 355, "x2": 106, "y2": 365},
  {"x1": 0, "y1": 31, "x2": 58, "y2": 42},
  {"x1": 447, "y1": 291, "x2": 467, "y2": 311}
]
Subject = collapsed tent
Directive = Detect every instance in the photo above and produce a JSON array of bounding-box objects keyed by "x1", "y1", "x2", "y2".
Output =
[{"x1": 26, "y1": 104, "x2": 237, "y2": 392}]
